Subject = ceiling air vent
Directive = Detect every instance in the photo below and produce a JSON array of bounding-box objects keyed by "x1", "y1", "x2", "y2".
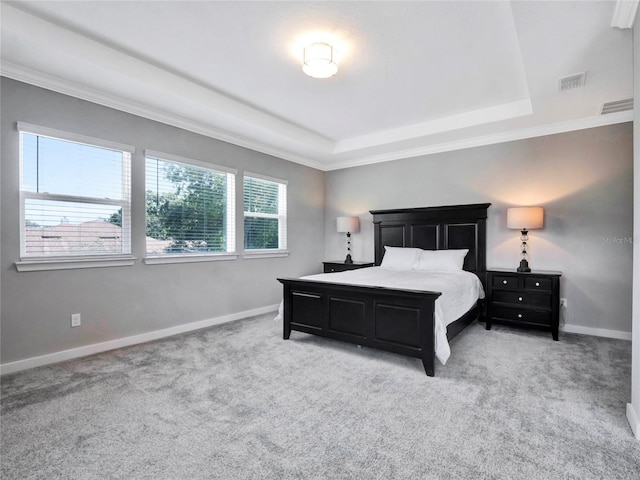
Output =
[
  {"x1": 600, "y1": 98, "x2": 633, "y2": 115},
  {"x1": 558, "y1": 72, "x2": 587, "y2": 91}
]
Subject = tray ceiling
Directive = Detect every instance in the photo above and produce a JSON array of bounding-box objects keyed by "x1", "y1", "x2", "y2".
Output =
[{"x1": 0, "y1": 1, "x2": 634, "y2": 170}]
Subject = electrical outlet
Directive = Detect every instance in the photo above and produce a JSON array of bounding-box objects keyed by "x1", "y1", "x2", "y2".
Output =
[
  {"x1": 71, "y1": 313, "x2": 81, "y2": 327},
  {"x1": 560, "y1": 298, "x2": 567, "y2": 309}
]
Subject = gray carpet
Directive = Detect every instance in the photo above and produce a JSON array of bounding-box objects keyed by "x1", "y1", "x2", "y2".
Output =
[{"x1": 1, "y1": 314, "x2": 639, "y2": 479}]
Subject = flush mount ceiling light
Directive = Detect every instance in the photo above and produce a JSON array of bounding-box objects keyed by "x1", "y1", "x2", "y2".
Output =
[{"x1": 302, "y1": 42, "x2": 338, "y2": 78}]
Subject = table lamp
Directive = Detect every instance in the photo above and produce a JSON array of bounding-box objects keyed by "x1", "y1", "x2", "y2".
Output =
[
  {"x1": 337, "y1": 216, "x2": 360, "y2": 264},
  {"x1": 507, "y1": 206, "x2": 544, "y2": 272}
]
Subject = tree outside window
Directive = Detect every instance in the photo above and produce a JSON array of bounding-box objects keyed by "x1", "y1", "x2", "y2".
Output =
[{"x1": 144, "y1": 155, "x2": 235, "y2": 256}]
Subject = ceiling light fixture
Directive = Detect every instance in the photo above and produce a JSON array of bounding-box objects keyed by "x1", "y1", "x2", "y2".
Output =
[{"x1": 302, "y1": 42, "x2": 338, "y2": 78}]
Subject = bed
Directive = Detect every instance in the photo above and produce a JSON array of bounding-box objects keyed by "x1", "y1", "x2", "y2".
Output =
[{"x1": 277, "y1": 203, "x2": 490, "y2": 376}]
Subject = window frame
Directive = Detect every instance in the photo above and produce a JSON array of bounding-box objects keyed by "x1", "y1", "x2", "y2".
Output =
[
  {"x1": 242, "y1": 172, "x2": 288, "y2": 259},
  {"x1": 143, "y1": 150, "x2": 238, "y2": 265},
  {"x1": 16, "y1": 122, "x2": 135, "y2": 272}
]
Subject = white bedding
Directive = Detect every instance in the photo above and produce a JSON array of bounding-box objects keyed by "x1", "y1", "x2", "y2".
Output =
[{"x1": 278, "y1": 266, "x2": 484, "y2": 365}]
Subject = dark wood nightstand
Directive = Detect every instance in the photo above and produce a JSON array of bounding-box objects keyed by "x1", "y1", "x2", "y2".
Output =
[
  {"x1": 486, "y1": 269, "x2": 562, "y2": 340},
  {"x1": 323, "y1": 261, "x2": 374, "y2": 273}
]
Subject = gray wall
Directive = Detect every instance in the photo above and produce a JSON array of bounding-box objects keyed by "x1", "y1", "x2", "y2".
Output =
[
  {"x1": 1, "y1": 76, "x2": 634, "y2": 366},
  {"x1": 325, "y1": 123, "x2": 634, "y2": 334},
  {"x1": 1, "y1": 78, "x2": 325, "y2": 364}
]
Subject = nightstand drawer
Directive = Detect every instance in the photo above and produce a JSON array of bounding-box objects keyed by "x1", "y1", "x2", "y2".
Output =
[
  {"x1": 491, "y1": 275, "x2": 519, "y2": 290},
  {"x1": 492, "y1": 291, "x2": 552, "y2": 308},
  {"x1": 492, "y1": 306, "x2": 552, "y2": 326},
  {"x1": 323, "y1": 261, "x2": 374, "y2": 273},
  {"x1": 524, "y1": 276, "x2": 553, "y2": 292},
  {"x1": 325, "y1": 264, "x2": 348, "y2": 273}
]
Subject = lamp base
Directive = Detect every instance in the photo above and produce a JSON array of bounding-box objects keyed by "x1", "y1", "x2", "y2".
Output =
[
  {"x1": 344, "y1": 254, "x2": 353, "y2": 264},
  {"x1": 517, "y1": 259, "x2": 531, "y2": 273}
]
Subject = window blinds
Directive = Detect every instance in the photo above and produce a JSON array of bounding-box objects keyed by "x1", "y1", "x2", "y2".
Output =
[
  {"x1": 145, "y1": 154, "x2": 235, "y2": 255},
  {"x1": 243, "y1": 174, "x2": 287, "y2": 250},
  {"x1": 19, "y1": 127, "x2": 131, "y2": 257}
]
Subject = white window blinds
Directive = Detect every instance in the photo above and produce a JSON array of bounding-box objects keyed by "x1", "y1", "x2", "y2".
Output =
[
  {"x1": 243, "y1": 174, "x2": 287, "y2": 251},
  {"x1": 145, "y1": 152, "x2": 236, "y2": 256},
  {"x1": 18, "y1": 123, "x2": 132, "y2": 258}
]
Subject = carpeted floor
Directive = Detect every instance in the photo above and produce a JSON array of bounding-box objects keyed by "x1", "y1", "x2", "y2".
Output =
[{"x1": 1, "y1": 314, "x2": 639, "y2": 479}]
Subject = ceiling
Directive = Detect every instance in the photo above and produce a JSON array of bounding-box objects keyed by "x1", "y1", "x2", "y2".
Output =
[{"x1": 0, "y1": 1, "x2": 635, "y2": 171}]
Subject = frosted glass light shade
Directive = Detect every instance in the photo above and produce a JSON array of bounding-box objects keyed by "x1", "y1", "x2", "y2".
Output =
[
  {"x1": 303, "y1": 42, "x2": 338, "y2": 78},
  {"x1": 507, "y1": 207, "x2": 544, "y2": 230},
  {"x1": 337, "y1": 216, "x2": 360, "y2": 233}
]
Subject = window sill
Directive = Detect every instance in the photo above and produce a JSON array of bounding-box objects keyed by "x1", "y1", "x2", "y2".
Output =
[
  {"x1": 144, "y1": 253, "x2": 238, "y2": 265},
  {"x1": 242, "y1": 250, "x2": 289, "y2": 259},
  {"x1": 16, "y1": 256, "x2": 136, "y2": 272}
]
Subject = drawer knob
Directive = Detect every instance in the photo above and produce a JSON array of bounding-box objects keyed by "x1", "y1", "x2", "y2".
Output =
[
  {"x1": 518, "y1": 296, "x2": 523, "y2": 301},
  {"x1": 517, "y1": 313, "x2": 523, "y2": 318},
  {"x1": 503, "y1": 280, "x2": 508, "y2": 285},
  {"x1": 535, "y1": 282, "x2": 540, "y2": 287}
]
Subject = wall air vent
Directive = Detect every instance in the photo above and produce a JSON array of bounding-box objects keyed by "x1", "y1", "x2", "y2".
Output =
[
  {"x1": 558, "y1": 72, "x2": 587, "y2": 91},
  {"x1": 600, "y1": 98, "x2": 633, "y2": 115}
]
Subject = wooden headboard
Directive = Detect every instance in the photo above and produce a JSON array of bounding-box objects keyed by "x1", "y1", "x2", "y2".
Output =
[{"x1": 370, "y1": 203, "x2": 491, "y2": 276}]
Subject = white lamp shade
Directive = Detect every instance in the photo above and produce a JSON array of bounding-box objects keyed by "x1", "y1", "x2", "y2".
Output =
[
  {"x1": 337, "y1": 216, "x2": 360, "y2": 233},
  {"x1": 303, "y1": 42, "x2": 338, "y2": 78},
  {"x1": 507, "y1": 207, "x2": 544, "y2": 230}
]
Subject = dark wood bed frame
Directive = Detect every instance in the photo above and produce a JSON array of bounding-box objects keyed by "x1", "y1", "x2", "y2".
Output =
[{"x1": 278, "y1": 203, "x2": 490, "y2": 376}]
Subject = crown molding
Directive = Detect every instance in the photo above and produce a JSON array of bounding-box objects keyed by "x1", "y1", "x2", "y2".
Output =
[
  {"x1": 611, "y1": 0, "x2": 639, "y2": 28},
  {"x1": 0, "y1": 61, "x2": 326, "y2": 171},
  {"x1": 333, "y1": 98, "x2": 533, "y2": 154},
  {"x1": 324, "y1": 111, "x2": 634, "y2": 171},
  {"x1": 1, "y1": 61, "x2": 633, "y2": 173}
]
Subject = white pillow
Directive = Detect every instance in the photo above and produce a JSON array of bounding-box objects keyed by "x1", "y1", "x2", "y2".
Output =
[
  {"x1": 413, "y1": 249, "x2": 469, "y2": 272},
  {"x1": 380, "y1": 246, "x2": 424, "y2": 270}
]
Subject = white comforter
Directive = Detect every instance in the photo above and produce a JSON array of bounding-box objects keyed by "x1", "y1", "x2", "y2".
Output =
[{"x1": 279, "y1": 267, "x2": 485, "y2": 365}]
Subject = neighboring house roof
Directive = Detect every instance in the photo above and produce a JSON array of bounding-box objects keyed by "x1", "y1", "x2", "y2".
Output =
[
  {"x1": 146, "y1": 236, "x2": 173, "y2": 255},
  {"x1": 25, "y1": 220, "x2": 171, "y2": 255}
]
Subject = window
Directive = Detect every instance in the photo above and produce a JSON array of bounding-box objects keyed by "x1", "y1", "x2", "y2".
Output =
[
  {"x1": 18, "y1": 123, "x2": 133, "y2": 260},
  {"x1": 145, "y1": 151, "x2": 236, "y2": 258},
  {"x1": 243, "y1": 173, "x2": 287, "y2": 253}
]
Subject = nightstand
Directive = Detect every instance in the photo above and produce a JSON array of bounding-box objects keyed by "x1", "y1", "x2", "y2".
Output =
[
  {"x1": 486, "y1": 269, "x2": 562, "y2": 340},
  {"x1": 323, "y1": 261, "x2": 374, "y2": 273}
]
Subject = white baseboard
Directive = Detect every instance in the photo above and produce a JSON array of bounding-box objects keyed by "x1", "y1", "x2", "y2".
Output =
[
  {"x1": 561, "y1": 323, "x2": 632, "y2": 341},
  {"x1": 627, "y1": 403, "x2": 640, "y2": 439},
  {"x1": 0, "y1": 304, "x2": 279, "y2": 376}
]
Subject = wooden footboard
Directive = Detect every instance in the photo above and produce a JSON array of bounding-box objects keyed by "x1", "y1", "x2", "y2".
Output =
[{"x1": 278, "y1": 278, "x2": 441, "y2": 376}]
